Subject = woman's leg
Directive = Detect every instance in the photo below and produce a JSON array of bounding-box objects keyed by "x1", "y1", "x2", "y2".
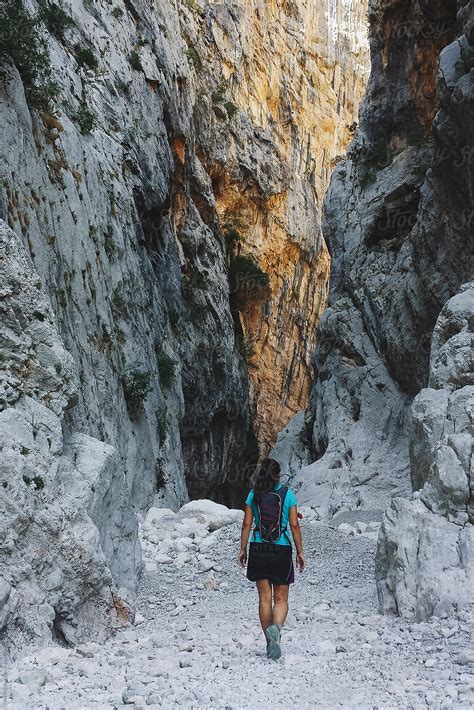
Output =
[
  {"x1": 256, "y1": 579, "x2": 273, "y2": 635},
  {"x1": 272, "y1": 584, "x2": 289, "y2": 626}
]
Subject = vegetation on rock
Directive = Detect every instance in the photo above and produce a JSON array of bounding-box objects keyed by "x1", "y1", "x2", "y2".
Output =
[
  {"x1": 74, "y1": 45, "x2": 98, "y2": 70},
  {"x1": 37, "y1": 0, "x2": 74, "y2": 41},
  {"x1": 0, "y1": 0, "x2": 60, "y2": 110},
  {"x1": 123, "y1": 363, "x2": 152, "y2": 412},
  {"x1": 76, "y1": 103, "x2": 97, "y2": 134},
  {"x1": 156, "y1": 353, "x2": 176, "y2": 388},
  {"x1": 229, "y1": 254, "x2": 270, "y2": 302},
  {"x1": 128, "y1": 50, "x2": 142, "y2": 71},
  {"x1": 184, "y1": 45, "x2": 202, "y2": 71}
]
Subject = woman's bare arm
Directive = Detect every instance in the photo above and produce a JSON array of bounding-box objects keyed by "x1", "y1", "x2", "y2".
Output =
[
  {"x1": 289, "y1": 506, "x2": 305, "y2": 571},
  {"x1": 238, "y1": 504, "x2": 254, "y2": 566}
]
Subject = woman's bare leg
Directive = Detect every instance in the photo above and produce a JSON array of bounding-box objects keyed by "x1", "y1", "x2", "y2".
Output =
[
  {"x1": 256, "y1": 579, "x2": 273, "y2": 636},
  {"x1": 272, "y1": 584, "x2": 289, "y2": 626}
]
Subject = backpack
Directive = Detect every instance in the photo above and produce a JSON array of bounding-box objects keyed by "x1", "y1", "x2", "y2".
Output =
[{"x1": 254, "y1": 485, "x2": 290, "y2": 544}]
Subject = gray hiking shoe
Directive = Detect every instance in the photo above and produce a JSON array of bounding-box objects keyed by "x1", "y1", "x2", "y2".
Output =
[{"x1": 265, "y1": 624, "x2": 282, "y2": 660}]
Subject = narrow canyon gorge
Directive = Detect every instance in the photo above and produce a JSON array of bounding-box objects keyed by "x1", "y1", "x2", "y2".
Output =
[
  {"x1": 0, "y1": 0, "x2": 369, "y2": 642},
  {"x1": 0, "y1": 0, "x2": 473, "y2": 706}
]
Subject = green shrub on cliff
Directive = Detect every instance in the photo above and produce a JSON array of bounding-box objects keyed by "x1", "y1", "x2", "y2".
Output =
[
  {"x1": 23, "y1": 474, "x2": 45, "y2": 490},
  {"x1": 229, "y1": 254, "x2": 270, "y2": 300},
  {"x1": 184, "y1": 45, "x2": 202, "y2": 71},
  {"x1": 128, "y1": 50, "x2": 142, "y2": 71},
  {"x1": 74, "y1": 44, "x2": 98, "y2": 70},
  {"x1": 37, "y1": 0, "x2": 74, "y2": 41},
  {"x1": 0, "y1": 0, "x2": 60, "y2": 109},
  {"x1": 76, "y1": 103, "x2": 97, "y2": 133},
  {"x1": 157, "y1": 353, "x2": 176, "y2": 388},
  {"x1": 123, "y1": 363, "x2": 151, "y2": 413}
]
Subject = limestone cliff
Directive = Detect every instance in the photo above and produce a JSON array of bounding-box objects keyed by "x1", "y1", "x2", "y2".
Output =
[
  {"x1": 0, "y1": 223, "x2": 140, "y2": 654},
  {"x1": 0, "y1": 0, "x2": 368, "y2": 514},
  {"x1": 0, "y1": 0, "x2": 368, "y2": 651},
  {"x1": 376, "y1": 283, "x2": 473, "y2": 619},
  {"x1": 279, "y1": 0, "x2": 473, "y2": 618},
  {"x1": 206, "y1": 0, "x2": 370, "y2": 450}
]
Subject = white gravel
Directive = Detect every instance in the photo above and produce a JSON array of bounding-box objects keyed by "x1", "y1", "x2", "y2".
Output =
[{"x1": 4, "y1": 508, "x2": 474, "y2": 709}]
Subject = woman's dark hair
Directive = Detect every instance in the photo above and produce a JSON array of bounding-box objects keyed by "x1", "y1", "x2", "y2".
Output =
[{"x1": 252, "y1": 458, "x2": 281, "y2": 503}]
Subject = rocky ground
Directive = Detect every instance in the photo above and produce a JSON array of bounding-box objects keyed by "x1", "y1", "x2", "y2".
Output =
[{"x1": 4, "y1": 503, "x2": 474, "y2": 709}]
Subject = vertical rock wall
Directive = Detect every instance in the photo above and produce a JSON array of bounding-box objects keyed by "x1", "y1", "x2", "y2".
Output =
[
  {"x1": 0, "y1": 223, "x2": 140, "y2": 654},
  {"x1": 206, "y1": 0, "x2": 370, "y2": 449},
  {"x1": 0, "y1": 0, "x2": 369, "y2": 512},
  {"x1": 376, "y1": 283, "x2": 474, "y2": 619},
  {"x1": 287, "y1": 0, "x2": 470, "y2": 517},
  {"x1": 280, "y1": 0, "x2": 473, "y2": 619}
]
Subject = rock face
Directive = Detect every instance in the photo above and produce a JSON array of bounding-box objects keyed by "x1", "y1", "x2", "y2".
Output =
[
  {"x1": 286, "y1": 0, "x2": 471, "y2": 514},
  {"x1": 211, "y1": 0, "x2": 370, "y2": 450},
  {"x1": 274, "y1": 0, "x2": 474, "y2": 619},
  {"x1": 0, "y1": 0, "x2": 369, "y2": 653},
  {"x1": 0, "y1": 0, "x2": 368, "y2": 509},
  {"x1": 376, "y1": 283, "x2": 474, "y2": 619},
  {"x1": 0, "y1": 223, "x2": 140, "y2": 655},
  {"x1": 281, "y1": 0, "x2": 473, "y2": 618}
]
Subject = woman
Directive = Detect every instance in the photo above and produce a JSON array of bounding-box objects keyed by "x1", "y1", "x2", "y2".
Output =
[{"x1": 238, "y1": 458, "x2": 305, "y2": 660}]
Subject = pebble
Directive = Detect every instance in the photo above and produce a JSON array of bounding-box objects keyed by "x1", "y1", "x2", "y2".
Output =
[
  {"x1": 31, "y1": 647, "x2": 72, "y2": 665},
  {"x1": 357, "y1": 615, "x2": 380, "y2": 626},
  {"x1": 155, "y1": 553, "x2": 173, "y2": 564},
  {"x1": 365, "y1": 522, "x2": 381, "y2": 533},
  {"x1": 175, "y1": 552, "x2": 192, "y2": 568},
  {"x1": 17, "y1": 669, "x2": 48, "y2": 687},
  {"x1": 338, "y1": 523, "x2": 355, "y2": 535},
  {"x1": 455, "y1": 650, "x2": 474, "y2": 666},
  {"x1": 122, "y1": 689, "x2": 146, "y2": 705},
  {"x1": 198, "y1": 558, "x2": 214, "y2": 573}
]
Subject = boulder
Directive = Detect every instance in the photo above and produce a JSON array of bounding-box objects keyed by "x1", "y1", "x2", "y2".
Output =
[
  {"x1": 376, "y1": 497, "x2": 474, "y2": 620},
  {"x1": 178, "y1": 499, "x2": 243, "y2": 530},
  {"x1": 144, "y1": 508, "x2": 177, "y2": 527}
]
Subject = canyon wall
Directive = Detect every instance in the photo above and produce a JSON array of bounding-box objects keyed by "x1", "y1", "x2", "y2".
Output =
[
  {"x1": 0, "y1": 223, "x2": 140, "y2": 653},
  {"x1": 0, "y1": 0, "x2": 368, "y2": 650},
  {"x1": 376, "y1": 282, "x2": 473, "y2": 619},
  {"x1": 0, "y1": 0, "x2": 368, "y2": 512},
  {"x1": 281, "y1": 0, "x2": 473, "y2": 618},
  {"x1": 208, "y1": 0, "x2": 369, "y2": 450}
]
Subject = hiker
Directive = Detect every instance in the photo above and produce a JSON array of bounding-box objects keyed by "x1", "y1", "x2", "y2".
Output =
[{"x1": 238, "y1": 457, "x2": 305, "y2": 660}]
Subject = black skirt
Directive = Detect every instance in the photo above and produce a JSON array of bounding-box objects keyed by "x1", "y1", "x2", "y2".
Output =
[{"x1": 246, "y1": 542, "x2": 295, "y2": 585}]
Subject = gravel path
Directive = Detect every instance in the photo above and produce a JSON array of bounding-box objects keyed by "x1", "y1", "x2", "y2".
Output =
[{"x1": 5, "y1": 509, "x2": 474, "y2": 709}]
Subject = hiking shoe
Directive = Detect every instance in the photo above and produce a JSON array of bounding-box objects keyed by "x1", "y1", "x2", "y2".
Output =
[{"x1": 265, "y1": 624, "x2": 281, "y2": 660}]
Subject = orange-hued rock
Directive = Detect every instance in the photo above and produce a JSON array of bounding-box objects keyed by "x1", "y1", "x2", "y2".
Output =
[{"x1": 206, "y1": 0, "x2": 370, "y2": 450}]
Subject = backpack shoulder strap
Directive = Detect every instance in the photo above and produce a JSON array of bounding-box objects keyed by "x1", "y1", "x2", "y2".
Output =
[{"x1": 278, "y1": 486, "x2": 293, "y2": 545}]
